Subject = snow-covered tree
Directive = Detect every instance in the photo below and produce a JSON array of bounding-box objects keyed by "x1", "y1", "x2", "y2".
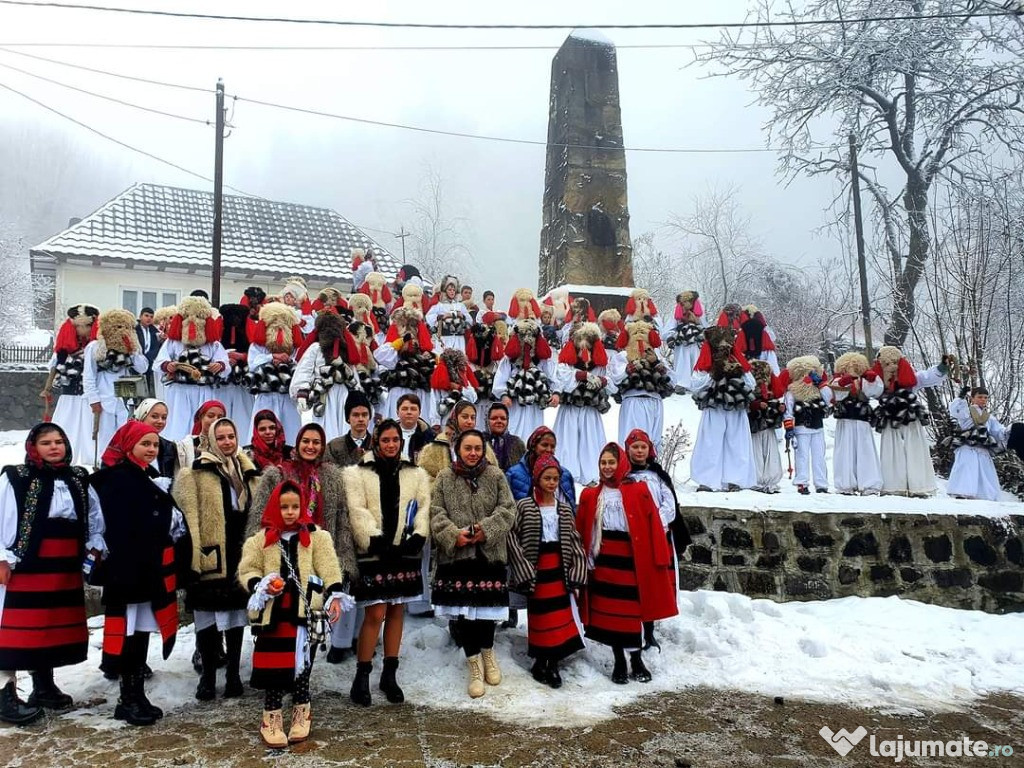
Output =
[
  {"x1": 402, "y1": 164, "x2": 473, "y2": 284},
  {"x1": 696, "y1": 0, "x2": 1024, "y2": 347}
]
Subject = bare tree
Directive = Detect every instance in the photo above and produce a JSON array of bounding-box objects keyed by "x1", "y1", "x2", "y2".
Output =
[
  {"x1": 0, "y1": 225, "x2": 52, "y2": 342},
  {"x1": 695, "y1": 0, "x2": 1024, "y2": 347},
  {"x1": 662, "y1": 184, "x2": 761, "y2": 313},
  {"x1": 402, "y1": 164, "x2": 473, "y2": 283},
  {"x1": 631, "y1": 231, "x2": 682, "y2": 316}
]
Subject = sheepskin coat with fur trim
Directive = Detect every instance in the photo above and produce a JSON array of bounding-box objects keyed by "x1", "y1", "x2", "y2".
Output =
[
  {"x1": 238, "y1": 527, "x2": 344, "y2": 628},
  {"x1": 246, "y1": 463, "x2": 357, "y2": 579},
  {"x1": 417, "y1": 432, "x2": 499, "y2": 487},
  {"x1": 173, "y1": 455, "x2": 260, "y2": 611},
  {"x1": 430, "y1": 464, "x2": 516, "y2": 566},
  {"x1": 343, "y1": 455, "x2": 432, "y2": 556}
]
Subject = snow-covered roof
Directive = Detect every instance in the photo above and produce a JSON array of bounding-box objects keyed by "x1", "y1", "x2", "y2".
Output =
[{"x1": 30, "y1": 183, "x2": 399, "y2": 283}]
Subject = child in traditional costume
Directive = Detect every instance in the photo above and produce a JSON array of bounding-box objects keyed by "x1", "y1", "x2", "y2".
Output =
[{"x1": 947, "y1": 386, "x2": 1009, "y2": 501}]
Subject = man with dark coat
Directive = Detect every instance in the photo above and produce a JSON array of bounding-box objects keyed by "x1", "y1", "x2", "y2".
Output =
[
  {"x1": 135, "y1": 307, "x2": 161, "y2": 390},
  {"x1": 325, "y1": 391, "x2": 373, "y2": 468}
]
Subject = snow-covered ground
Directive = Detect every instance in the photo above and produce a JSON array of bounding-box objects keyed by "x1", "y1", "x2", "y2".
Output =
[{"x1": 36, "y1": 591, "x2": 1024, "y2": 730}]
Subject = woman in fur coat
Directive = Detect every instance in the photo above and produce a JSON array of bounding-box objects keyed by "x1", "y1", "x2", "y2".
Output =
[
  {"x1": 830, "y1": 352, "x2": 883, "y2": 495},
  {"x1": 507, "y1": 454, "x2": 587, "y2": 689},
  {"x1": 871, "y1": 346, "x2": 950, "y2": 497},
  {"x1": 576, "y1": 444, "x2": 677, "y2": 685},
  {"x1": 344, "y1": 420, "x2": 432, "y2": 707},
  {"x1": 174, "y1": 417, "x2": 260, "y2": 700},
  {"x1": 0, "y1": 423, "x2": 105, "y2": 726},
  {"x1": 239, "y1": 480, "x2": 348, "y2": 748},
  {"x1": 430, "y1": 430, "x2": 517, "y2": 699},
  {"x1": 91, "y1": 422, "x2": 188, "y2": 726},
  {"x1": 83, "y1": 308, "x2": 150, "y2": 460},
  {"x1": 248, "y1": 423, "x2": 358, "y2": 664},
  {"x1": 947, "y1": 386, "x2": 1008, "y2": 501}
]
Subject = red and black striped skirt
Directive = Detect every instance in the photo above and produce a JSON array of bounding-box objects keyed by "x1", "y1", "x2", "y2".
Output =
[
  {"x1": 584, "y1": 530, "x2": 642, "y2": 649},
  {"x1": 250, "y1": 591, "x2": 299, "y2": 691},
  {"x1": 0, "y1": 517, "x2": 88, "y2": 670},
  {"x1": 527, "y1": 542, "x2": 584, "y2": 661}
]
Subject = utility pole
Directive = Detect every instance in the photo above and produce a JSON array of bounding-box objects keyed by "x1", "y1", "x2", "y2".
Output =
[
  {"x1": 848, "y1": 133, "x2": 873, "y2": 360},
  {"x1": 211, "y1": 78, "x2": 226, "y2": 306},
  {"x1": 395, "y1": 226, "x2": 410, "y2": 262}
]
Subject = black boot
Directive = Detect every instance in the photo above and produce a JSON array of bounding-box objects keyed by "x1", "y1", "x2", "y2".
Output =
[
  {"x1": 642, "y1": 621, "x2": 661, "y2": 653},
  {"x1": 0, "y1": 680, "x2": 43, "y2": 726},
  {"x1": 326, "y1": 645, "x2": 350, "y2": 664},
  {"x1": 500, "y1": 609, "x2": 518, "y2": 630},
  {"x1": 544, "y1": 659, "x2": 563, "y2": 689},
  {"x1": 194, "y1": 627, "x2": 218, "y2": 701},
  {"x1": 27, "y1": 669, "x2": 73, "y2": 710},
  {"x1": 448, "y1": 620, "x2": 464, "y2": 648},
  {"x1": 379, "y1": 657, "x2": 404, "y2": 704},
  {"x1": 134, "y1": 672, "x2": 163, "y2": 719},
  {"x1": 611, "y1": 647, "x2": 628, "y2": 685},
  {"x1": 114, "y1": 672, "x2": 156, "y2": 726},
  {"x1": 138, "y1": 633, "x2": 154, "y2": 679},
  {"x1": 531, "y1": 658, "x2": 547, "y2": 683},
  {"x1": 629, "y1": 651, "x2": 652, "y2": 683},
  {"x1": 222, "y1": 627, "x2": 244, "y2": 698},
  {"x1": 350, "y1": 661, "x2": 372, "y2": 707}
]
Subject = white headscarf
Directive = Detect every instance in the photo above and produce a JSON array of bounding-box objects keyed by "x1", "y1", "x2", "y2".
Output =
[{"x1": 133, "y1": 398, "x2": 168, "y2": 422}]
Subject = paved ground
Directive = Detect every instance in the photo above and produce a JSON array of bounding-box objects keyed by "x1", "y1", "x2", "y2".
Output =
[{"x1": 3, "y1": 685, "x2": 1023, "y2": 767}]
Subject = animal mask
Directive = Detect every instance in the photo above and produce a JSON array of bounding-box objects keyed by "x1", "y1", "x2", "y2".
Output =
[
  {"x1": 254, "y1": 302, "x2": 302, "y2": 354},
  {"x1": 625, "y1": 288, "x2": 658, "y2": 320},
  {"x1": 834, "y1": 352, "x2": 869, "y2": 378},
  {"x1": 167, "y1": 296, "x2": 217, "y2": 348},
  {"x1": 508, "y1": 288, "x2": 541, "y2": 320},
  {"x1": 96, "y1": 308, "x2": 140, "y2": 356}
]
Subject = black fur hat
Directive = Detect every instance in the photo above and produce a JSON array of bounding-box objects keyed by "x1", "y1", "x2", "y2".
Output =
[{"x1": 218, "y1": 303, "x2": 250, "y2": 351}]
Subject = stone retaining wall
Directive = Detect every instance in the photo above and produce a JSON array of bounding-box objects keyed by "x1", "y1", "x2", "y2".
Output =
[
  {"x1": 0, "y1": 370, "x2": 49, "y2": 431},
  {"x1": 679, "y1": 506, "x2": 1024, "y2": 614}
]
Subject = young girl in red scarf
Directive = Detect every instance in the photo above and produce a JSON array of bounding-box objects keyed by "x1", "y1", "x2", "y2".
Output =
[
  {"x1": 0, "y1": 423, "x2": 104, "y2": 725},
  {"x1": 91, "y1": 421, "x2": 188, "y2": 726},
  {"x1": 175, "y1": 399, "x2": 227, "y2": 472},
  {"x1": 575, "y1": 444, "x2": 677, "y2": 685},
  {"x1": 244, "y1": 409, "x2": 294, "y2": 472},
  {"x1": 239, "y1": 480, "x2": 351, "y2": 748},
  {"x1": 507, "y1": 454, "x2": 587, "y2": 689}
]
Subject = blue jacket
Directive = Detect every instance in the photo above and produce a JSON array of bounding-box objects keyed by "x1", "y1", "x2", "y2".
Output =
[{"x1": 506, "y1": 456, "x2": 577, "y2": 513}]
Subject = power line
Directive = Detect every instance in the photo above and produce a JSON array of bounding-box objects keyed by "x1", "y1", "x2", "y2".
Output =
[
  {"x1": 0, "y1": 79, "x2": 217, "y2": 182},
  {"x1": 0, "y1": 41, "x2": 722, "y2": 51},
  {"x1": 0, "y1": 46, "x2": 213, "y2": 92},
  {"x1": 0, "y1": 1, "x2": 1015, "y2": 30},
  {"x1": 0, "y1": 46, "x2": 811, "y2": 154},
  {"x1": 0, "y1": 58, "x2": 210, "y2": 124}
]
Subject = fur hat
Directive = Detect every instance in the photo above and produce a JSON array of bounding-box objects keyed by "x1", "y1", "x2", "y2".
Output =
[
  {"x1": 717, "y1": 303, "x2": 742, "y2": 329},
  {"x1": 167, "y1": 296, "x2": 217, "y2": 347},
  {"x1": 359, "y1": 272, "x2": 392, "y2": 308},
  {"x1": 281, "y1": 280, "x2": 308, "y2": 303},
  {"x1": 218, "y1": 303, "x2": 250, "y2": 351},
  {"x1": 55, "y1": 303, "x2": 100, "y2": 354},
  {"x1": 153, "y1": 305, "x2": 177, "y2": 326},
  {"x1": 96, "y1": 308, "x2": 140, "y2": 356},
  {"x1": 558, "y1": 322, "x2": 608, "y2": 367},
  {"x1": 312, "y1": 286, "x2": 348, "y2": 314},
  {"x1": 693, "y1": 326, "x2": 749, "y2": 375},
  {"x1": 786, "y1": 355, "x2": 825, "y2": 402},
  {"x1": 542, "y1": 287, "x2": 571, "y2": 324},
  {"x1": 385, "y1": 306, "x2": 433, "y2": 352},
  {"x1": 618, "y1": 319, "x2": 658, "y2": 362},
  {"x1": 348, "y1": 292, "x2": 379, "y2": 333},
  {"x1": 508, "y1": 288, "x2": 541, "y2": 320},
  {"x1": 873, "y1": 345, "x2": 917, "y2": 389},
  {"x1": 347, "y1": 320, "x2": 376, "y2": 370},
  {"x1": 241, "y1": 286, "x2": 267, "y2": 309},
  {"x1": 253, "y1": 302, "x2": 302, "y2": 353},
  {"x1": 439, "y1": 275, "x2": 460, "y2": 295},
  {"x1": 834, "y1": 352, "x2": 870, "y2": 378},
  {"x1": 625, "y1": 288, "x2": 658, "y2": 320},
  {"x1": 564, "y1": 296, "x2": 597, "y2": 325},
  {"x1": 750, "y1": 359, "x2": 773, "y2": 388}
]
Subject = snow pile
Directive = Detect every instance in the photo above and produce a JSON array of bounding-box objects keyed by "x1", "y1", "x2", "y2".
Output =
[
  {"x1": 39, "y1": 593, "x2": 1024, "y2": 729},
  {"x1": 10, "y1": 328, "x2": 52, "y2": 347}
]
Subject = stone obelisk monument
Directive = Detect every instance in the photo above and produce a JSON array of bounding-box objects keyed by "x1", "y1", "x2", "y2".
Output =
[{"x1": 538, "y1": 30, "x2": 633, "y2": 314}]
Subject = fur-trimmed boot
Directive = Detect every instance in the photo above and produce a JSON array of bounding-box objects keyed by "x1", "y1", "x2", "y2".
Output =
[
  {"x1": 0, "y1": 680, "x2": 43, "y2": 726},
  {"x1": 350, "y1": 661, "x2": 372, "y2": 707},
  {"x1": 379, "y1": 657, "x2": 404, "y2": 704},
  {"x1": 260, "y1": 709, "x2": 288, "y2": 748},
  {"x1": 466, "y1": 655, "x2": 485, "y2": 698},
  {"x1": 480, "y1": 648, "x2": 502, "y2": 686},
  {"x1": 28, "y1": 669, "x2": 73, "y2": 710},
  {"x1": 288, "y1": 703, "x2": 311, "y2": 743}
]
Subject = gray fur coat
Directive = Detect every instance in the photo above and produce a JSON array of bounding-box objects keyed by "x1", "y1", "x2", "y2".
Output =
[{"x1": 430, "y1": 464, "x2": 516, "y2": 566}]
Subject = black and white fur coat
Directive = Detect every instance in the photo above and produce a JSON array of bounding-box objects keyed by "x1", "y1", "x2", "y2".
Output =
[{"x1": 343, "y1": 454, "x2": 432, "y2": 557}]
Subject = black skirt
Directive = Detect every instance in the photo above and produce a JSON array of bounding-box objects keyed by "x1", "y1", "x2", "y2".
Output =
[
  {"x1": 352, "y1": 555, "x2": 424, "y2": 603},
  {"x1": 432, "y1": 557, "x2": 508, "y2": 608}
]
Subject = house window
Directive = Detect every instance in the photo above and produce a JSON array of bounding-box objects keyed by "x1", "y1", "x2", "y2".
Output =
[{"x1": 121, "y1": 288, "x2": 179, "y2": 315}]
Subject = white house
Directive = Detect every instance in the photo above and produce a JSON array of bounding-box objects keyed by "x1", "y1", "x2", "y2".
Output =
[{"x1": 31, "y1": 182, "x2": 399, "y2": 328}]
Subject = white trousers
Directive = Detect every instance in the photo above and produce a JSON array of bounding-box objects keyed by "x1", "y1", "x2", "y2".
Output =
[
  {"x1": 793, "y1": 428, "x2": 827, "y2": 489},
  {"x1": 554, "y1": 405, "x2": 607, "y2": 485},
  {"x1": 506, "y1": 402, "x2": 545, "y2": 443},
  {"x1": 833, "y1": 419, "x2": 882, "y2": 494},
  {"x1": 672, "y1": 343, "x2": 701, "y2": 391},
  {"x1": 690, "y1": 408, "x2": 756, "y2": 490},
  {"x1": 618, "y1": 394, "x2": 664, "y2": 451},
  {"x1": 880, "y1": 423, "x2": 937, "y2": 495},
  {"x1": 752, "y1": 429, "x2": 783, "y2": 491},
  {"x1": 947, "y1": 445, "x2": 1002, "y2": 501}
]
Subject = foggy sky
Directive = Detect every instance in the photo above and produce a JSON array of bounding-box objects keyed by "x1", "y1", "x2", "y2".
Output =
[{"x1": 0, "y1": 0, "x2": 843, "y2": 306}]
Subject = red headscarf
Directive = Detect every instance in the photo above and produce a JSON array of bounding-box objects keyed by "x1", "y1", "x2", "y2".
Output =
[
  {"x1": 531, "y1": 453, "x2": 562, "y2": 504},
  {"x1": 525, "y1": 425, "x2": 557, "y2": 469},
  {"x1": 283, "y1": 423, "x2": 327, "y2": 526},
  {"x1": 192, "y1": 400, "x2": 227, "y2": 436},
  {"x1": 598, "y1": 442, "x2": 631, "y2": 488},
  {"x1": 624, "y1": 428, "x2": 656, "y2": 459},
  {"x1": 261, "y1": 480, "x2": 313, "y2": 548},
  {"x1": 102, "y1": 421, "x2": 159, "y2": 469},
  {"x1": 249, "y1": 409, "x2": 286, "y2": 470}
]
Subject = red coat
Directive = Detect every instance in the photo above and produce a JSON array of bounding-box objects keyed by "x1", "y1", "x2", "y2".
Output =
[{"x1": 576, "y1": 480, "x2": 678, "y2": 623}]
